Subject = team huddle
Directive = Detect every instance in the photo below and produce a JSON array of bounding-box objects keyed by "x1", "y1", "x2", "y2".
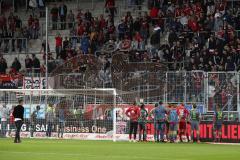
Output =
[{"x1": 125, "y1": 101, "x2": 224, "y2": 143}]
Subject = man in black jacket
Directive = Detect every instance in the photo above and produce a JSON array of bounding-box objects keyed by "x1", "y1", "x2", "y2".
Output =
[
  {"x1": 58, "y1": 3, "x2": 67, "y2": 29},
  {"x1": 13, "y1": 99, "x2": 24, "y2": 143}
]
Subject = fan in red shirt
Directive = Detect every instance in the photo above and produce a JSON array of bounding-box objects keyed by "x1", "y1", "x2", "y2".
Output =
[
  {"x1": 188, "y1": 17, "x2": 199, "y2": 32},
  {"x1": 150, "y1": 7, "x2": 159, "y2": 19},
  {"x1": 177, "y1": 103, "x2": 190, "y2": 142},
  {"x1": 125, "y1": 101, "x2": 140, "y2": 142},
  {"x1": 55, "y1": 34, "x2": 62, "y2": 59},
  {"x1": 183, "y1": 4, "x2": 192, "y2": 16}
]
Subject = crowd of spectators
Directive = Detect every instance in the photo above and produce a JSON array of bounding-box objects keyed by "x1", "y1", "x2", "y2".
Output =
[
  {"x1": 0, "y1": 53, "x2": 43, "y2": 75},
  {"x1": 48, "y1": 0, "x2": 240, "y2": 72},
  {"x1": 0, "y1": 12, "x2": 40, "y2": 54},
  {"x1": 146, "y1": 0, "x2": 240, "y2": 71},
  {"x1": 1, "y1": 0, "x2": 240, "y2": 78}
]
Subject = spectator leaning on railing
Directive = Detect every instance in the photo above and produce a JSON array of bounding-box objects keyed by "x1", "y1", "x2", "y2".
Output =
[
  {"x1": 0, "y1": 56, "x2": 7, "y2": 74},
  {"x1": 11, "y1": 57, "x2": 21, "y2": 72}
]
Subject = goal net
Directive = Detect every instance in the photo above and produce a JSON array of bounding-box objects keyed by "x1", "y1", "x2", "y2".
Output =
[{"x1": 0, "y1": 88, "x2": 119, "y2": 141}]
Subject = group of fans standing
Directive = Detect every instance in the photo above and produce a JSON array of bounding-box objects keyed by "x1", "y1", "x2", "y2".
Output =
[{"x1": 125, "y1": 101, "x2": 224, "y2": 143}]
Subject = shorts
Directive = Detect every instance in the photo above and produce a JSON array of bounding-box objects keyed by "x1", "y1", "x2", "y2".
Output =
[
  {"x1": 179, "y1": 121, "x2": 187, "y2": 130},
  {"x1": 214, "y1": 123, "x2": 222, "y2": 131},
  {"x1": 191, "y1": 121, "x2": 199, "y2": 130},
  {"x1": 169, "y1": 123, "x2": 178, "y2": 131}
]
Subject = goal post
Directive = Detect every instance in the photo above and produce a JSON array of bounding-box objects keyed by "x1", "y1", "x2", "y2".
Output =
[{"x1": 0, "y1": 88, "x2": 118, "y2": 141}]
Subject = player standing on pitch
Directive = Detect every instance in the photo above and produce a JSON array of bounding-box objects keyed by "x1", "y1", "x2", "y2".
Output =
[
  {"x1": 150, "y1": 103, "x2": 160, "y2": 142},
  {"x1": 168, "y1": 105, "x2": 179, "y2": 143},
  {"x1": 213, "y1": 104, "x2": 223, "y2": 142},
  {"x1": 30, "y1": 105, "x2": 40, "y2": 137},
  {"x1": 177, "y1": 103, "x2": 190, "y2": 142},
  {"x1": 190, "y1": 104, "x2": 201, "y2": 143},
  {"x1": 138, "y1": 104, "x2": 148, "y2": 141},
  {"x1": 156, "y1": 101, "x2": 167, "y2": 142},
  {"x1": 125, "y1": 101, "x2": 140, "y2": 142},
  {"x1": 13, "y1": 99, "x2": 24, "y2": 143}
]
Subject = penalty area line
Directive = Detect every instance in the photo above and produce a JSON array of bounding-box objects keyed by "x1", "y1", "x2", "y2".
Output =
[{"x1": 205, "y1": 142, "x2": 240, "y2": 145}]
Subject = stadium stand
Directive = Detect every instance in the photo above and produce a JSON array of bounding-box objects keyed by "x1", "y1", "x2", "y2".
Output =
[{"x1": 0, "y1": 0, "x2": 240, "y2": 124}]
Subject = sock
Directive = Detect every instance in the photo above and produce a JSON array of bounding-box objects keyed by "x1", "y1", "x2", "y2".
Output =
[
  {"x1": 179, "y1": 132, "x2": 183, "y2": 142},
  {"x1": 186, "y1": 133, "x2": 190, "y2": 142},
  {"x1": 197, "y1": 133, "x2": 200, "y2": 141}
]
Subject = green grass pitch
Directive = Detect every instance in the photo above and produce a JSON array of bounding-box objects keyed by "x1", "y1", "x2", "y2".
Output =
[{"x1": 0, "y1": 138, "x2": 240, "y2": 160}]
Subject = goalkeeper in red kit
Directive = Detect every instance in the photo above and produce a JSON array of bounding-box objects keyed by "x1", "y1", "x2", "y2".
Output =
[{"x1": 125, "y1": 101, "x2": 140, "y2": 142}]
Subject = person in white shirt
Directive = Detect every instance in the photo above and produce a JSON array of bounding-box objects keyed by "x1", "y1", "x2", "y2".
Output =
[{"x1": 0, "y1": 104, "x2": 9, "y2": 138}]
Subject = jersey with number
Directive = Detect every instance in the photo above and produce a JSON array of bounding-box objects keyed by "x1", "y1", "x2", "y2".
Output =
[
  {"x1": 168, "y1": 109, "x2": 179, "y2": 123},
  {"x1": 214, "y1": 111, "x2": 223, "y2": 124},
  {"x1": 190, "y1": 109, "x2": 200, "y2": 121},
  {"x1": 177, "y1": 105, "x2": 189, "y2": 122},
  {"x1": 138, "y1": 108, "x2": 148, "y2": 123}
]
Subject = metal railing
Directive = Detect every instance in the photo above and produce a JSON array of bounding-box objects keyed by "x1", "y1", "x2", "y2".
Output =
[{"x1": 0, "y1": 38, "x2": 28, "y2": 54}]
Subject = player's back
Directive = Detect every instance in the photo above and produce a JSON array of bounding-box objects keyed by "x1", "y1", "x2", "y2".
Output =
[
  {"x1": 168, "y1": 109, "x2": 178, "y2": 123},
  {"x1": 154, "y1": 105, "x2": 166, "y2": 121},
  {"x1": 190, "y1": 109, "x2": 200, "y2": 121},
  {"x1": 177, "y1": 105, "x2": 188, "y2": 121}
]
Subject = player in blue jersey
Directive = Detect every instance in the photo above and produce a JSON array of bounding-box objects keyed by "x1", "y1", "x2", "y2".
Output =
[
  {"x1": 157, "y1": 101, "x2": 167, "y2": 142},
  {"x1": 213, "y1": 104, "x2": 223, "y2": 142},
  {"x1": 150, "y1": 101, "x2": 167, "y2": 142},
  {"x1": 168, "y1": 105, "x2": 179, "y2": 143},
  {"x1": 150, "y1": 103, "x2": 160, "y2": 142}
]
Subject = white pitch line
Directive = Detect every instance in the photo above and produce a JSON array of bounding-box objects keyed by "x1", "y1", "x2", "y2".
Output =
[
  {"x1": 205, "y1": 142, "x2": 240, "y2": 146},
  {"x1": 0, "y1": 151, "x2": 170, "y2": 160}
]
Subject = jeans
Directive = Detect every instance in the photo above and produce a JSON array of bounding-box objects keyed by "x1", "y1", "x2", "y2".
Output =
[
  {"x1": 15, "y1": 120, "x2": 23, "y2": 142},
  {"x1": 56, "y1": 46, "x2": 62, "y2": 59}
]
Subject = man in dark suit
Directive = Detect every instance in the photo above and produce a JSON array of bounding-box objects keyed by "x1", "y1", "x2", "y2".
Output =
[{"x1": 13, "y1": 99, "x2": 24, "y2": 143}]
